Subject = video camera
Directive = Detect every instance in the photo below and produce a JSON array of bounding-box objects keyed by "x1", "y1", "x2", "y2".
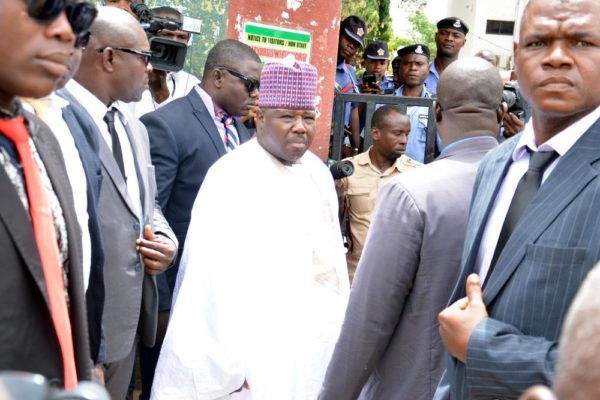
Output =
[
  {"x1": 129, "y1": 2, "x2": 201, "y2": 72},
  {"x1": 502, "y1": 80, "x2": 528, "y2": 120},
  {"x1": 326, "y1": 159, "x2": 355, "y2": 180}
]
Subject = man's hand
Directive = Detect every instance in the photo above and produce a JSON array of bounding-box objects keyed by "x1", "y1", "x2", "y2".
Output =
[
  {"x1": 94, "y1": 363, "x2": 105, "y2": 385},
  {"x1": 438, "y1": 274, "x2": 488, "y2": 363},
  {"x1": 136, "y1": 225, "x2": 176, "y2": 275},
  {"x1": 519, "y1": 385, "x2": 556, "y2": 400},
  {"x1": 503, "y1": 112, "x2": 525, "y2": 138},
  {"x1": 148, "y1": 69, "x2": 170, "y2": 105},
  {"x1": 359, "y1": 81, "x2": 381, "y2": 95}
]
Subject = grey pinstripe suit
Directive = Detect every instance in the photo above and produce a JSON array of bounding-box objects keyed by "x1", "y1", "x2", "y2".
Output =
[{"x1": 434, "y1": 118, "x2": 600, "y2": 400}]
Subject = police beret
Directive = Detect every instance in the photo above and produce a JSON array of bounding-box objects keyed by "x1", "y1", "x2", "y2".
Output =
[
  {"x1": 397, "y1": 44, "x2": 431, "y2": 59},
  {"x1": 341, "y1": 15, "x2": 367, "y2": 47},
  {"x1": 364, "y1": 40, "x2": 389, "y2": 60},
  {"x1": 437, "y1": 17, "x2": 469, "y2": 35}
]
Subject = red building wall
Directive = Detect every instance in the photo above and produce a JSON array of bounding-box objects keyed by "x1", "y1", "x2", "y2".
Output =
[{"x1": 227, "y1": 0, "x2": 342, "y2": 159}]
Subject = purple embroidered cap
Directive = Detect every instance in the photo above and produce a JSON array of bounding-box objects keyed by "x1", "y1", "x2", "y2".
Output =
[{"x1": 258, "y1": 57, "x2": 318, "y2": 110}]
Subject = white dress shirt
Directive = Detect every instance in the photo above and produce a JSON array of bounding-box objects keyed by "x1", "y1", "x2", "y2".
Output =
[
  {"x1": 477, "y1": 105, "x2": 600, "y2": 281},
  {"x1": 22, "y1": 93, "x2": 92, "y2": 290},
  {"x1": 66, "y1": 79, "x2": 142, "y2": 218}
]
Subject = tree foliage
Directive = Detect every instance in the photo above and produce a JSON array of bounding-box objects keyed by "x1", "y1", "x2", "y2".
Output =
[{"x1": 342, "y1": 0, "x2": 435, "y2": 60}]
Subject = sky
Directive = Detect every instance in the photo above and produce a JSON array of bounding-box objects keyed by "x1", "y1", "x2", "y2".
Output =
[{"x1": 390, "y1": 0, "x2": 448, "y2": 36}]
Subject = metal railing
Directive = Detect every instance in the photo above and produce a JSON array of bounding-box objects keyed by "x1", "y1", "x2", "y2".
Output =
[{"x1": 331, "y1": 93, "x2": 438, "y2": 163}]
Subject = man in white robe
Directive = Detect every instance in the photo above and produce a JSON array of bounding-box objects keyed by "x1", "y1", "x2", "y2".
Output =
[{"x1": 151, "y1": 58, "x2": 350, "y2": 400}]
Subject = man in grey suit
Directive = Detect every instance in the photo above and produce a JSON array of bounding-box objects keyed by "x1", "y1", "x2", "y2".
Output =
[
  {"x1": 435, "y1": 0, "x2": 600, "y2": 398},
  {"x1": 64, "y1": 7, "x2": 177, "y2": 399},
  {"x1": 319, "y1": 57, "x2": 501, "y2": 400}
]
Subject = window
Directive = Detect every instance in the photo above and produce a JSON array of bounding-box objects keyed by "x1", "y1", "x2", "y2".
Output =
[{"x1": 486, "y1": 20, "x2": 515, "y2": 36}]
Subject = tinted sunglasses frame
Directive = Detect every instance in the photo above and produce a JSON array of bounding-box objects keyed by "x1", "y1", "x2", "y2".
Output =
[
  {"x1": 97, "y1": 47, "x2": 153, "y2": 66},
  {"x1": 27, "y1": 0, "x2": 97, "y2": 36},
  {"x1": 74, "y1": 31, "x2": 90, "y2": 49},
  {"x1": 216, "y1": 66, "x2": 260, "y2": 93}
]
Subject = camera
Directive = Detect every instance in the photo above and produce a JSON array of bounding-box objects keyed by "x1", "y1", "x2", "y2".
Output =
[
  {"x1": 326, "y1": 159, "x2": 355, "y2": 180},
  {"x1": 129, "y1": 2, "x2": 201, "y2": 72},
  {"x1": 502, "y1": 80, "x2": 528, "y2": 120}
]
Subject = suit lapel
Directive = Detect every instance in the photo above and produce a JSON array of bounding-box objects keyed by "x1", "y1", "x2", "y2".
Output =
[
  {"x1": 483, "y1": 123, "x2": 600, "y2": 304},
  {"x1": 188, "y1": 90, "x2": 227, "y2": 157},
  {"x1": 121, "y1": 115, "x2": 147, "y2": 217},
  {"x1": 0, "y1": 165, "x2": 49, "y2": 306}
]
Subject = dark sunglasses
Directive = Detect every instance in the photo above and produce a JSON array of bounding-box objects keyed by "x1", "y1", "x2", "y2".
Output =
[
  {"x1": 97, "y1": 47, "x2": 153, "y2": 66},
  {"x1": 74, "y1": 31, "x2": 90, "y2": 49},
  {"x1": 27, "y1": 0, "x2": 97, "y2": 37},
  {"x1": 216, "y1": 66, "x2": 260, "y2": 93}
]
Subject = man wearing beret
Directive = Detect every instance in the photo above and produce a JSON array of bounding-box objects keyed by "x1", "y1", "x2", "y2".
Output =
[
  {"x1": 151, "y1": 57, "x2": 349, "y2": 400},
  {"x1": 359, "y1": 40, "x2": 395, "y2": 95},
  {"x1": 395, "y1": 44, "x2": 442, "y2": 162},
  {"x1": 336, "y1": 15, "x2": 367, "y2": 155},
  {"x1": 425, "y1": 17, "x2": 468, "y2": 95}
]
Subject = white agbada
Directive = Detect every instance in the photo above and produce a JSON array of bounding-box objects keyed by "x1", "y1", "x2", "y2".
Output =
[{"x1": 151, "y1": 138, "x2": 349, "y2": 400}]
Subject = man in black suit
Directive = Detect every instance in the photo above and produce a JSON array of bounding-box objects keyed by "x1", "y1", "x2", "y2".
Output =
[
  {"x1": 139, "y1": 38, "x2": 261, "y2": 398},
  {"x1": 0, "y1": 0, "x2": 95, "y2": 388}
]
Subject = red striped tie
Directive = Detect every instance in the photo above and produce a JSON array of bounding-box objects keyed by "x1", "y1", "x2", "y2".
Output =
[{"x1": 0, "y1": 116, "x2": 78, "y2": 389}]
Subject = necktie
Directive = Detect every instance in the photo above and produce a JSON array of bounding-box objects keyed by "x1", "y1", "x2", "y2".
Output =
[
  {"x1": 221, "y1": 113, "x2": 239, "y2": 152},
  {"x1": 485, "y1": 149, "x2": 559, "y2": 283},
  {"x1": 103, "y1": 108, "x2": 126, "y2": 180},
  {"x1": 0, "y1": 116, "x2": 78, "y2": 389}
]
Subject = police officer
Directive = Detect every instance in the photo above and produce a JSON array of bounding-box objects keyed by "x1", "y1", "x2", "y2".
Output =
[
  {"x1": 425, "y1": 17, "x2": 468, "y2": 95},
  {"x1": 359, "y1": 40, "x2": 395, "y2": 95},
  {"x1": 336, "y1": 15, "x2": 366, "y2": 155},
  {"x1": 391, "y1": 55, "x2": 403, "y2": 89},
  {"x1": 395, "y1": 44, "x2": 441, "y2": 162}
]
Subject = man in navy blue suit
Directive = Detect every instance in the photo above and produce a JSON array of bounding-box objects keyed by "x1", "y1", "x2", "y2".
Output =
[
  {"x1": 434, "y1": 0, "x2": 600, "y2": 398},
  {"x1": 139, "y1": 38, "x2": 261, "y2": 398}
]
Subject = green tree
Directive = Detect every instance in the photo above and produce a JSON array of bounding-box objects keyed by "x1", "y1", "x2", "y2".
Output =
[{"x1": 402, "y1": 10, "x2": 437, "y2": 55}]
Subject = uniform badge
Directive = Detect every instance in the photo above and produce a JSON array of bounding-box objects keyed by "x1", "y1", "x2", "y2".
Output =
[
  {"x1": 357, "y1": 27, "x2": 364, "y2": 37},
  {"x1": 415, "y1": 45, "x2": 423, "y2": 54},
  {"x1": 453, "y1": 19, "x2": 461, "y2": 28},
  {"x1": 377, "y1": 48, "x2": 385, "y2": 56}
]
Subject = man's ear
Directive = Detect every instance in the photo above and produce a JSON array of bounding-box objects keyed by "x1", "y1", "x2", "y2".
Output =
[
  {"x1": 101, "y1": 48, "x2": 116, "y2": 72},
  {"x1": 255, "y1": 107, "x2": 265, "y2": 133},
  {"x1": 434, "y1": 100, "x2": 443, "y2": 124},
  {"x1": 371, "y1": 126, "x2": 380, "y2": 141},
  {"x1": 498, "y1": 102, "x2": 508, "y2": 124},
  {"x1": 213, "y1": 69, "x2": 224, "y2": 89}
]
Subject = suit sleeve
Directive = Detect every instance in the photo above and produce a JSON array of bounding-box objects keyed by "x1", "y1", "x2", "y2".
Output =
[
  {"x1": 141, "y1": 111, "x2": 179, "y2": 211},
  {"x1": 465, "y1": 318, "x2": 558, "y2": 398},
  {"x1": 319, "y1": 180, "x2": 424, "y2": 399}
]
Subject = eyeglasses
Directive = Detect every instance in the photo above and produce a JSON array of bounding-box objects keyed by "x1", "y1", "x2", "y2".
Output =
[
  {"x1": 27, "y1": 0, "x2": 98, "y2": 37},
  {"x1": 97, "y1": 47, "x2": 153, "y2": 66},
  {"x1": 216, "y1": 66, "x2": 260, "y2": 93},
  {"x1": 74, "y1": 31, "x2": 90, "y2": 49}
]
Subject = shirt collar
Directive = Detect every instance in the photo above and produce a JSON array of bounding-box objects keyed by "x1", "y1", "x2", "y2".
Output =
[
  {"x1": 513, "y1": 104, "x2": 600, "y2": 161},
  {"x1": 65, "y1": 79, "x2": 108, "y2": 127},
  {"x1": 429, "y1": 61, "x2": 439, "y2": 79},
  {"x1": 394, "y1": 85, "x2": 431, "y2": 98},
  {"x1": 195, "y1": 85, "x2": 217, "y2": 120},
  {"x1": 356, "y1": 147, "x2": 411, "y2": 174}
]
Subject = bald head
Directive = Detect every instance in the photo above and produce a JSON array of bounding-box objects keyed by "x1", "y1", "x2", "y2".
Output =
[
  {"x1": 435, "y1": 57, "x2": 504, "y2": 146},
  {"x1": 76, "y1": 6, "x2": 150, "y2": 105},
  {"x1": 474, "y1": 49, "x2": 498, "y2": 67},
  {"x1": 553, "y1": 263, "x2": 600, "y2": 400},
  {"x1": 88, "y1": 6, "x2": 146, "y2": 48}
]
